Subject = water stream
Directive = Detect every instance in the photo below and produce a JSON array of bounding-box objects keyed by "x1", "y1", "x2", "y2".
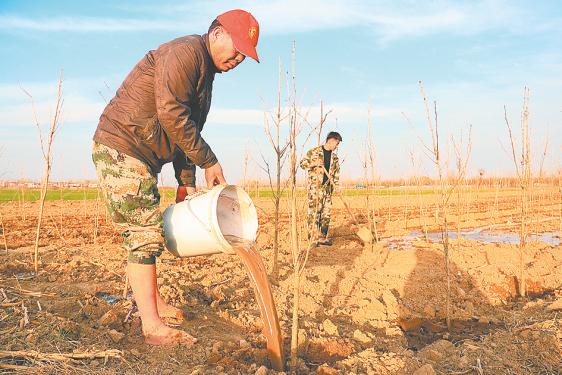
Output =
[{"x1": 224, "y1": 235, "x2": 284, "y2": 371}]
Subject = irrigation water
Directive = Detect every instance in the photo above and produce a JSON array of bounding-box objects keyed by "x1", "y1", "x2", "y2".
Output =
[
  {"x1": 224, "y1": 235, "x2": 284, "y2": 371},
  {"x1": 384, "y1": 229, "x2": 561, "y2": 250}
]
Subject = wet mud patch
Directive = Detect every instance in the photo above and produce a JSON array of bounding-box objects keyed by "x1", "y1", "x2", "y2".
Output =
[
  {"x1": 383, "y1": 229, "x2": 561, "y2": 250},
  {"x1": 0, "y1": 261, "x2": 31, "y2": 277},
  {"x1": 399, "y1": 317, "x2": 505, "y2": 351}
]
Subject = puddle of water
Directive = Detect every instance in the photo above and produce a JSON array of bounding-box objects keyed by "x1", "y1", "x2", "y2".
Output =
[
  {"x1": 384, "y1": 230, "x2": 561, "y2": 250},
  {"x1": 14, "y1": 272, "x2": 36, "y2": 280},
  {"x1": 95, "y1": 291, "x2": 121, "y2": 305}
]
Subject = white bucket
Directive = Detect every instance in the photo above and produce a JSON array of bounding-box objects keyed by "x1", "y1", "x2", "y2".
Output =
[{"x1": 163, "y1": 185, "x2": 258, "y2": 257}]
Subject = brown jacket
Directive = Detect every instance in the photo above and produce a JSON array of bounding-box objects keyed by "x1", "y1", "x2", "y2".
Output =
[{"x1": 93, "y1": 34, "x2": 218, "y2": 187}]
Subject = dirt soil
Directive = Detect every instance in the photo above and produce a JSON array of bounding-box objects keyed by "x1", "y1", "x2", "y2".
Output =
[{"x1": 0, "y1": 190, "x2": 561, "y2": 374}]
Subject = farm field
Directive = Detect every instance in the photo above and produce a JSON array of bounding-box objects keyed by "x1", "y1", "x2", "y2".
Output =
[
  {"x1": 0, "y1": 186, "x2": 561, "y2": 374},
  {"x1": 0, "y1": 186, "x2": 519, "y2": 202}
]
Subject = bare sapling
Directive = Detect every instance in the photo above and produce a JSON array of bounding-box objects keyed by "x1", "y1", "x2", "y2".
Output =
[
  {"x1": 504, "y1": 87, "x2": 531, "y2": 298},
  {"x1": 361, "y1": 150, "x2": 374, "y2": 241},
  {"x1": 453, "y1": 129, "x2": 472, "y2": 235},
  {"x1": 419, "y1": 82, "x2": 472, "y2": 330},
  {"x1": 409, "y1": 151, "x2": 429, "y2": 238},
  {"x1": 1, "y1": 210, "x2": 7, "y2": 255},
  {"x1": 0, "y1": 149, "x2": 8, "y2": 254},
  {"x1": 366, "y1": 98, "x2": 379, "y2": 242},
  {"x1": 22, "y1": 72, "x2": 64, "y2": 273},
  {"x1": 287, "y1": 41, "x2": 318, "y2": 371},
  {"x1": 454, "y1": 146, "x2": 462, "y2": 236},
  {"x1": 538, "y1": 134, "x2": 549, "y2": 180},
  {"x1": 315, "y1": 99, "x2": 332, "y2": 146},
  {"x1": 18, "y1": 168, "x2": 26, "y2": 222},
  {"x1": 493, "y1": 177, "x2": 501, "y2": 225},
  {"x1": 59, "y1": 186, "x2": 64, "y2": 234},
  {"x1": 93, "y1": 188, "x2": 100, "y2": 245},
  {"x1": 82, "y1": 175, "x2": 88, "y2": 219},
  {"x1": 261, "y1": 58, "x2": 289, "y2": 281},
  {"x1": 288, "y1": 40, "x2": 301, "y2": 370},
  {"x1": 558, "y1": 166, "x2": 561, "y2": 235},
  {"x1": 242, "y1": 147, "x2": 250, "y2": 192}
]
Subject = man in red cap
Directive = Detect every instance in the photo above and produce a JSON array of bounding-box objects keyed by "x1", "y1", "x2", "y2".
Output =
[{"x1": 92, "y1": 9, "x2": 259, "y2": 346}]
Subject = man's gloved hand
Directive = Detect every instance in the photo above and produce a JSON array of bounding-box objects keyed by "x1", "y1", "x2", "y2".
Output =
[
  {"x1": 204, "y1": 162, "x2": 227, "y2": 189},
  {"x1": 175, "y1": 186, "x2": 196, "y2": 203}
]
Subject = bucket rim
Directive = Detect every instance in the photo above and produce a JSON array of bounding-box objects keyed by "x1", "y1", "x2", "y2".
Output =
[
  {"x1": 209, "y1": 184, "x2": 258, "y2": 254},
  {"x1": 208, "y1": 184, "x2": 233, "y2": 254}
]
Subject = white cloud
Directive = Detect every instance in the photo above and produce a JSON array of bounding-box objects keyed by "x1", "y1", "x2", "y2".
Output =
[
  {"x1": 0, "y1": 82, "x2": 57, "y2": 100},
  {"x1": 207, "y1": 108, "x2": 264, "y2": 126},
  {"x1": 115, "y1": 0, "x2": 490, "y2": 37},
  {"x1": 0, "y1": 80, "x2": 105, "y2": 127},
  {"x1": 0, "y1": 15, "x2": 197, "y2": 32},
  {"x1": 0, "y1": 75, "x2": 127, "y2": 129},
  {"x1": 0, "y1": 96, "x2": 104, "y2": 127},
  {"x1": 1, "y1": 1, "x2": 557, "y2": 43},
  {"x1": 207, "y1": 101, "x2": 404, "y2": 129}
]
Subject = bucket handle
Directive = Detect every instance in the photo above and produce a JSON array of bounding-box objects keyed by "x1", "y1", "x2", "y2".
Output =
[{"x1": 184, "y1": 192, "x2": 212, "y2": 233}]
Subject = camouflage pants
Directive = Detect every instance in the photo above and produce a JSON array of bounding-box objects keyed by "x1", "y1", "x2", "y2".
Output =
[
  {"x1": 92, "y1": 142, "x2": 163, "y2": 265},
  {"x1": 306, "y1": 183, "x2": 332, "y2": 240}
]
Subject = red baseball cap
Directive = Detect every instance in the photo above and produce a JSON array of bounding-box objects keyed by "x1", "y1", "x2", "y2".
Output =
[{"x1": 217, "y1": 9, "x2": 260, "y2": 63}]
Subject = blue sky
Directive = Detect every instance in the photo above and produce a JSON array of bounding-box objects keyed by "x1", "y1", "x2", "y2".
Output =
[{"x1": 0, "y1": 0, "x2": 561, "y2": 184}]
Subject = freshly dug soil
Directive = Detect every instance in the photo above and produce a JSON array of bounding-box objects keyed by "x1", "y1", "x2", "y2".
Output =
[{"x1": 0, "y1": 191, "x2": 560, "y2": 374}]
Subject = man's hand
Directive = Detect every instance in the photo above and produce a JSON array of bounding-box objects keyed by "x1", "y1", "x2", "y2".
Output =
[
  {"x1": 176, "y1": 186, "x2": 196, "y2": 203},
  {"x1": 204, "y1": 162, "x2": 227, "y2": 188}
]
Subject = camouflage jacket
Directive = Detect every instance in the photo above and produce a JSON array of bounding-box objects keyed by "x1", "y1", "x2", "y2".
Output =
[{"x1": 299, "y1": 145, "x2": 340, "y2": 190}]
